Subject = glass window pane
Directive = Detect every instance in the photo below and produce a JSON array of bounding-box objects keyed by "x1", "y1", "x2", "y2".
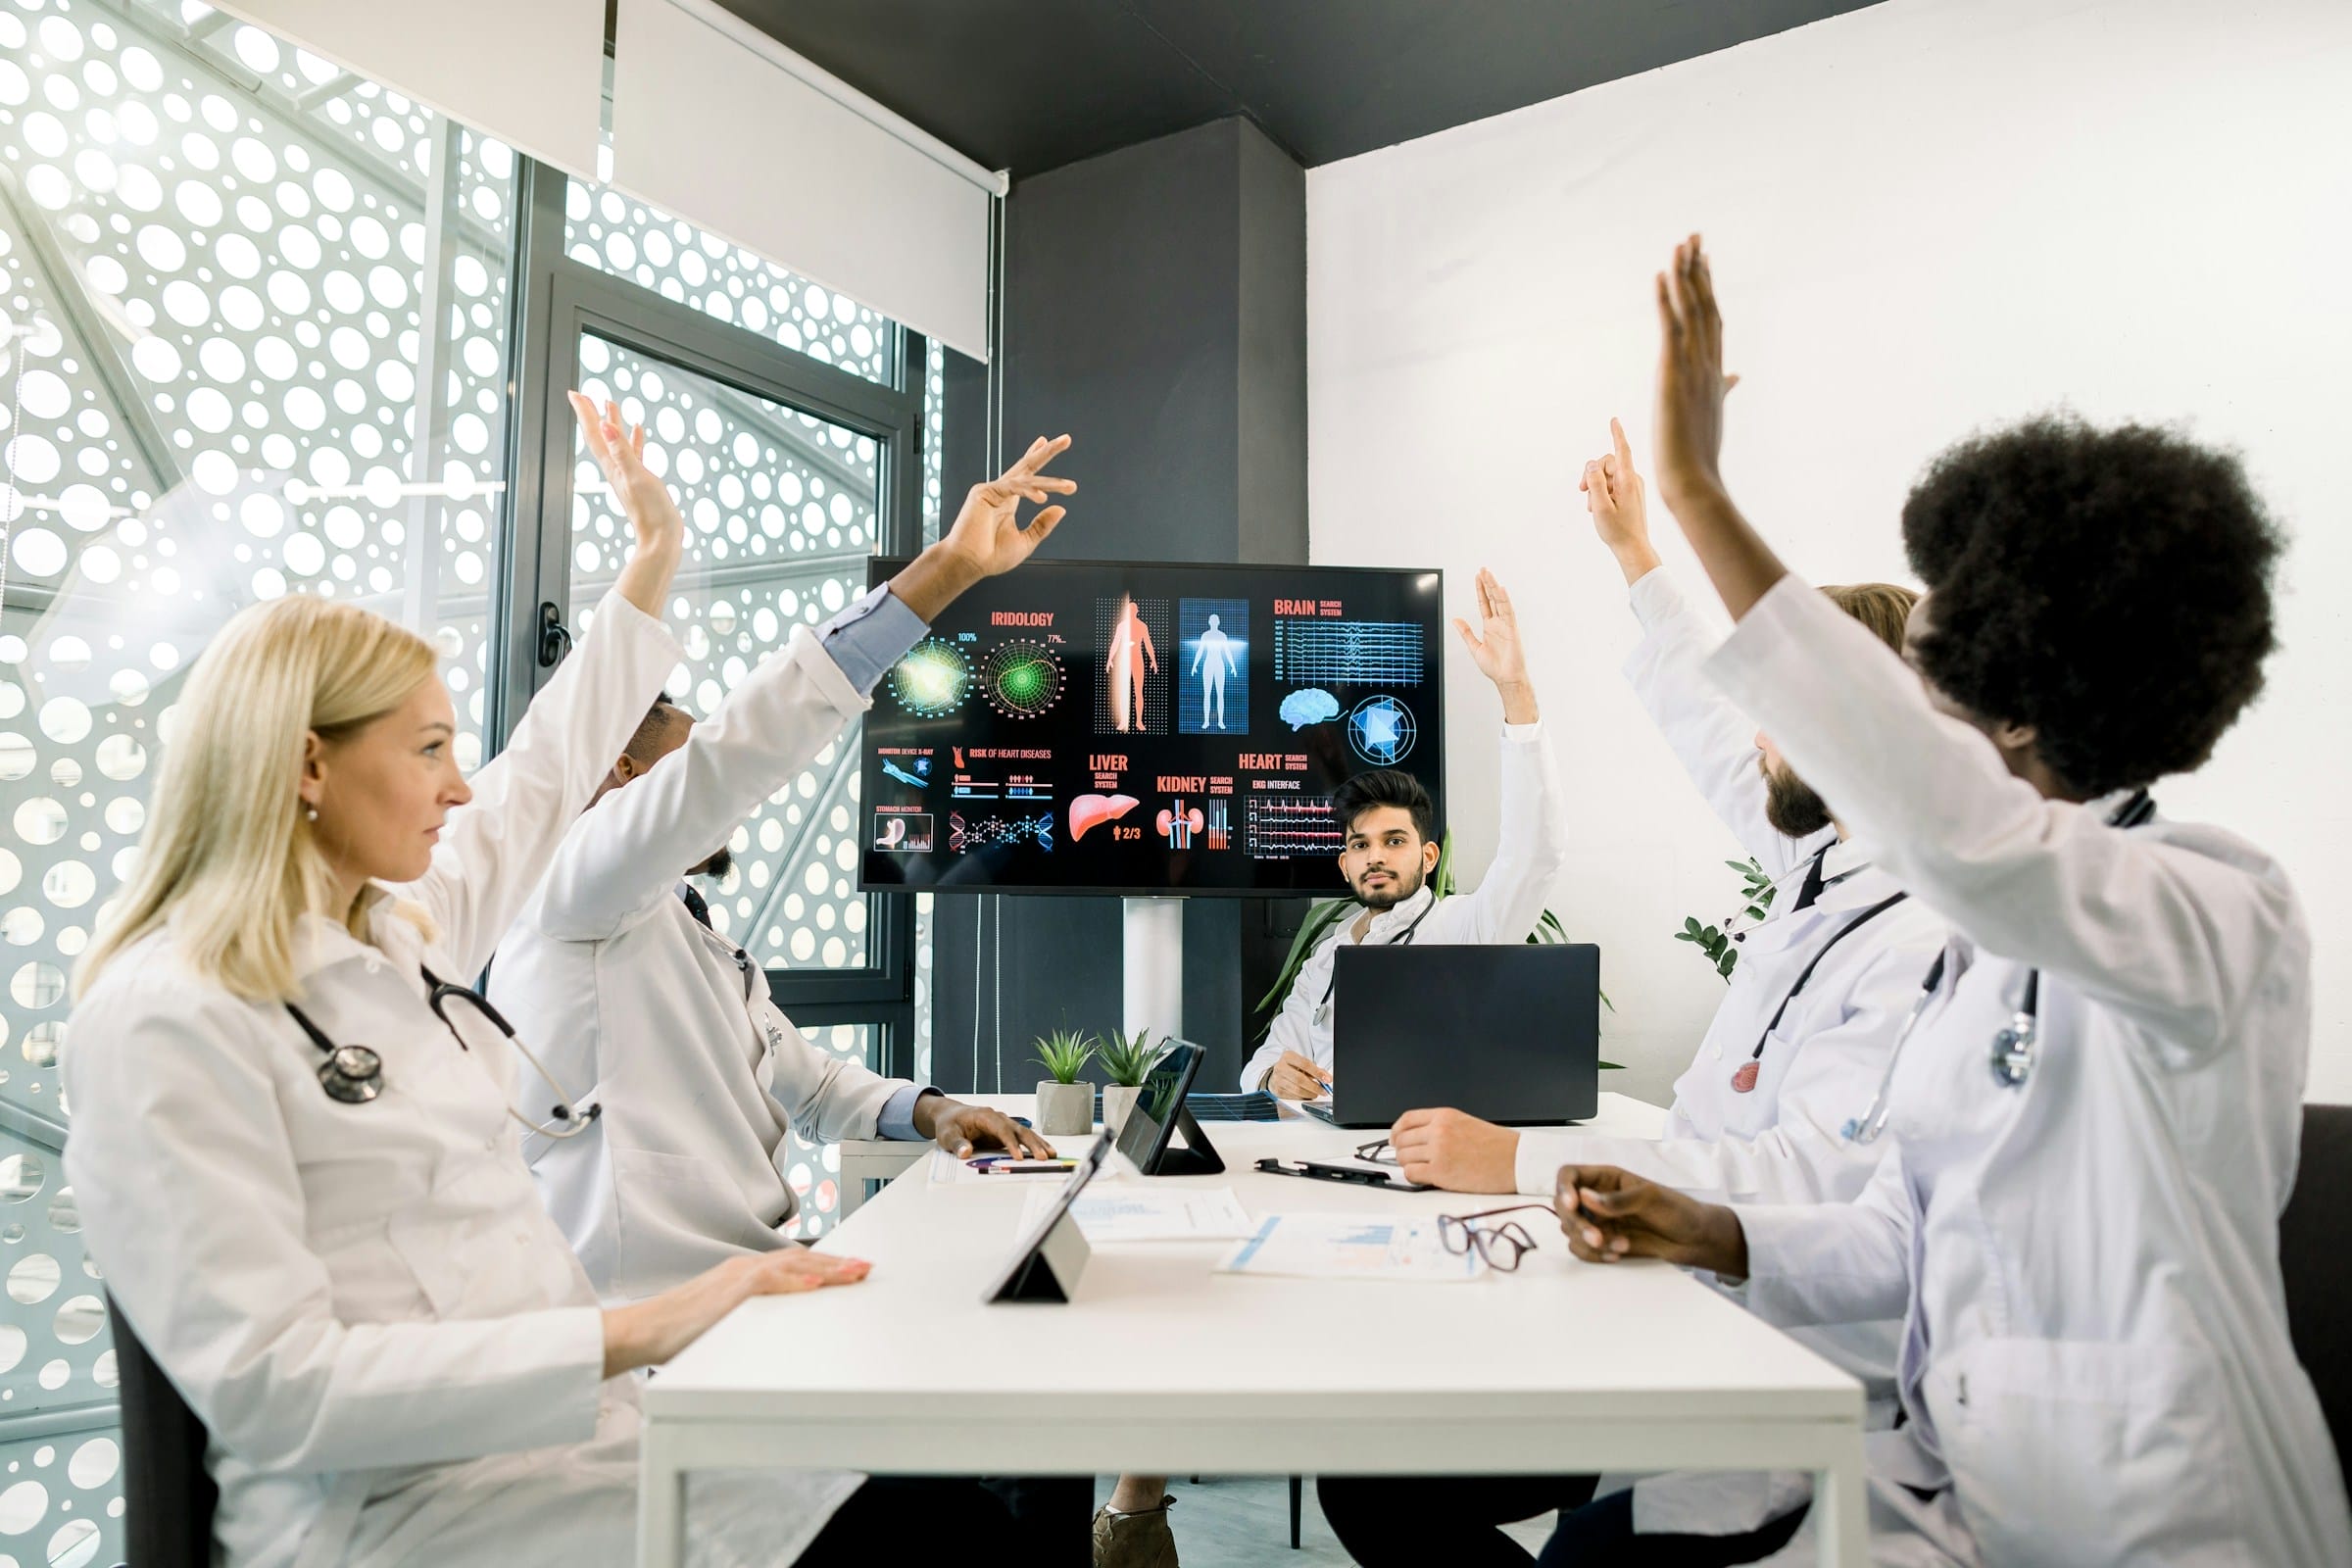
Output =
[
  {"x1": 0, "y1": 7, "x2": 520, "y2": 1554},
  {"x1": 923, "y1": 337, "x2": 946, "y2": 542},
  {"x1": 1, "y1": 0, "x2": 517, "y2": 1134},
  {"x1": 569, "y1": 333, "x2": 879, "y2": 970},
  {"x1": 564, "y1": 149, "x2": 897, "y2": 387}
]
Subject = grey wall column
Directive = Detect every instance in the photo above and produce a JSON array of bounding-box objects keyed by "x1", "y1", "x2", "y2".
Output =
[{"x1": 932, "y1": 117, "x2": 1305, "y2": 1094}]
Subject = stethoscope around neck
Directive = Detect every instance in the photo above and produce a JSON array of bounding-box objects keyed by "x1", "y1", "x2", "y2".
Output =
[
  {"x1": 284, "y1": 966, "x2": 603, "y2": 1140},
  {"x1": 1841, "y1": 788, "x2": 2156, "y2": 1145},
  {"x1": 1315, "y1": 892, "x2": 1438, "y2": 1023}
]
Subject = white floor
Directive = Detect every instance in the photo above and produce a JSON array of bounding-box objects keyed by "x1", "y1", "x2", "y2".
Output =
[{"x1": 1094, "y1": 1474, "x2": 1556, "y2": 1565}]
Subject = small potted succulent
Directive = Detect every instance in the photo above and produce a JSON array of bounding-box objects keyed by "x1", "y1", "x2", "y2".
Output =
[
  {"x1": 1033, "y1": 1027, "x2": 1100, "y2": 1137},
  {"x1": 1097, "y1": 1029, "x2": 1166, "y2": 1138}
]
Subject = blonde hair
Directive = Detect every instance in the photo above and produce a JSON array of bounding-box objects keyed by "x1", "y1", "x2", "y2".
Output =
[
  {"x1": 74, "y1": 595, "x2": 439, "y2": 1004},
  {"x1": 1822, "y1": 582, "x2": 1919, "y2": 655}
]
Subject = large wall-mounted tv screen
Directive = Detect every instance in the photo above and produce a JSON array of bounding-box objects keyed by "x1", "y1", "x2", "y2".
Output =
[{"x1": 858, "y1": 559, "x2": 1446, "y2": 896}]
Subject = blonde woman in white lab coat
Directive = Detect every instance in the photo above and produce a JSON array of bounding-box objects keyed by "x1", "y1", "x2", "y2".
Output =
[
  {"x1": 1547, "y1": 237, "x2": 2352, "y2": 1566},
  {"x1": 62, "y1": 395, "x2": 1075, "y2": 1568}
]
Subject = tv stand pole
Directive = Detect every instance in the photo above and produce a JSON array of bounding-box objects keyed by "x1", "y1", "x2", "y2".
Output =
[{"x1": 1122, "y1": 897, "x2": 1184, "y2": 1044}]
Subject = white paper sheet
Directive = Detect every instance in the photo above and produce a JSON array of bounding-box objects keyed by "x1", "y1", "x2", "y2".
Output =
[
  {"x1": 1020, "y1": 1185, "x2": 1256, "y2": 1243},
  {"x1": 1216, "y1": 1213, "x2": 1485, "y2": 1282}
]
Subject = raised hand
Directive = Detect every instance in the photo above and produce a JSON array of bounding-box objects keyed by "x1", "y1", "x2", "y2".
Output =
[
  {"x1": 1552, "y1": 1163, "x2": 1746, "y2": 1274},
  {"x1": 1453, "y1": 568, "x2": 1539, "y2": 723},
  {"x1": 944, "y1": 434, "x2": 1076, "y2": 578},
  {"x1": 1652, "y1": 235, "x2": 1740, "y2": 510},
  {"x1": 1582, "y1": 417, "x2": 1660, "y2": 584},
  {"x1": 572, "y1": 391, "x2": 682, "y2": 559},
  {"x1": 890, "y1": 436, "x2": 1077, "y2": 621},
  {"x1": 572, "y1": 390, "x2": 685, "y2": 620}
]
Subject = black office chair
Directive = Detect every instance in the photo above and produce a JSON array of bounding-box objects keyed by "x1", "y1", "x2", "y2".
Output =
[
  {"x1": 2279, "y1": 1103, "x2": 2352, "y2": 1498},
  {"x1": 107, "y1": 1294, "x2": 217, "y2": 1568}
]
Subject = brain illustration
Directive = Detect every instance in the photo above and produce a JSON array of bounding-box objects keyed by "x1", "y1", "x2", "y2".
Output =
[{"x1": 1279, "y1": 687, "x2": 1341, "y2": 730}]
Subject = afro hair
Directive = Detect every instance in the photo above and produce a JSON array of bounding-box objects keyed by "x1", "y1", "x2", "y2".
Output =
[{"x1": 1900, "y1": 415, "x2": 2281, "y2": 799}]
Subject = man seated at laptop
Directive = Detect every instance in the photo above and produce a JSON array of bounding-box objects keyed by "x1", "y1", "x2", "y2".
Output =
[
  {"x1": 1236, "y1": 567, "x2": 1569, "y2": 1099},
  {"x1": 1317, "y1": 422, "x2": 1947, "y2": 1565}
]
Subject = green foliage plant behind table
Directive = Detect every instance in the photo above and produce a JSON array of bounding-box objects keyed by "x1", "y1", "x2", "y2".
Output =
[{"x1": 1677, "y1": 858, "x2": 1777, "y2": 981}]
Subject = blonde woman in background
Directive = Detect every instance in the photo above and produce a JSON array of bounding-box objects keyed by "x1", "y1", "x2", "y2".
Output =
[{"x1": 63, "y1": 394, "x2": 1076, "y2": 1568}]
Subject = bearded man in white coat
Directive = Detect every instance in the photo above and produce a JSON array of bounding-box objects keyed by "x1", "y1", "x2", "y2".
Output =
[{"x1": 1318, "y1": 422, "x2": 1947, "y2": 1568}]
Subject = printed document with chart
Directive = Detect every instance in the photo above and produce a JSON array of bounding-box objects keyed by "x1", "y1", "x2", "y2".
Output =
[
  {"x1": 1217, "y1": 1213, "x2": 1484, "y2": 1282},
  {"x1": 1019, "y1": 1184, "x2": 1256, "y2": 1242}
]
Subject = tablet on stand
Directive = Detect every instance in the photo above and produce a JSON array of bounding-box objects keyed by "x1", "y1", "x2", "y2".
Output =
[
  {"x1": 982, "y1": 1137, "x2": 1111, "y2": 1304},
  {"x1": 1110, "y1": 1040, "x2": 1226, "y2": 1177}
]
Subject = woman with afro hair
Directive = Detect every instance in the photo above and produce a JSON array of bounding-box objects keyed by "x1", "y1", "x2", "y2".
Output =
[{"x1": 1537, "y1": 237, "x2": 2351, "y2": 1568}]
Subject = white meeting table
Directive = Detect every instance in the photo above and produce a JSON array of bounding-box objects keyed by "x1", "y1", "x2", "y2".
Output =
[{"x1": 639, "y1": 1093, "x2": 1868, "y2": 1567}]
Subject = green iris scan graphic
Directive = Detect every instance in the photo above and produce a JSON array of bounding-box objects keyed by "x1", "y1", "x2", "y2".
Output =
[{"x1": 981, "y1": 640, "x2": 1064, "y2": 718}]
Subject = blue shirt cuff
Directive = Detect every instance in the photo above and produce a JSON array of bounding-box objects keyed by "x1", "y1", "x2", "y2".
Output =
[
  {"x1": 877, "y1": 1084, "x2": 941, "y2": 1142},
  {"x1": 818, "y1": 584, "x2": 930, "y2": 698}
]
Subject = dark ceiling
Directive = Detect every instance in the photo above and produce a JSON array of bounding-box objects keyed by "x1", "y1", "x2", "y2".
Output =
[{"x1": 716, "y1": 0, "x2": 1886, "y2": 177}]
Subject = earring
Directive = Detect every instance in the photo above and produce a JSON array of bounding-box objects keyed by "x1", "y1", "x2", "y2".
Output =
[{"x1": 304, "y1": 804, "x2": 318, "y2": 822}]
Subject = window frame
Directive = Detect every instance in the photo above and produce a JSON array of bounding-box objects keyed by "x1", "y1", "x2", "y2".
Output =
[{"x1": 493, "y1": 158, "x2": 924, "y2": 1070}]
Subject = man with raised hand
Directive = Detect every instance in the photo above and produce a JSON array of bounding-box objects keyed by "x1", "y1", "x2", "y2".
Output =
[
  {"x1": 1318, "y1": 424, "x2": 1945, "y2": 1566},
  {"x1": 496, "y1": 425, "x2": 1073, "y2": 1300},
  {"x1": 1239, "y1": 568, "x2": 1569, "y2": 1099}
]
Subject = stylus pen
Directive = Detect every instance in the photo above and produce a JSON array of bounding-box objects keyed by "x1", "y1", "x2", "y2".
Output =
[{"x1": 978, "y1": 1163, "x2": 1077, "y2": 1175}]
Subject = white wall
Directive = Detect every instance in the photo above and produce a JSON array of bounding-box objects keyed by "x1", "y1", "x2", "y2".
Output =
[{"x1": 1307, "y1": 0, "x2": 2352, "y2": 1103}]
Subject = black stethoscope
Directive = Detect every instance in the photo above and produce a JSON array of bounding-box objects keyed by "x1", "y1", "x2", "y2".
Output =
[
  {"x1": 1732, "y1": 875, "x2": 1911, "y2": 1095},
  {"x1": 1315, "y1": 891, "x2": 1440, "y2": 1023},
  {"x1": 284, "y1": 966, "x2": 603, "y2": 1139},
  {"x1": 1842, "y1": 789, "x2": 2155, "y2": 1144}
]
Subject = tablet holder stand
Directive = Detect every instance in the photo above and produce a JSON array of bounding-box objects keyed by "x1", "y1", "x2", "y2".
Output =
[
  {"x1": 1148, "y1": 1105, "x2": 1226, "y2": 1177},
  {"x1": 987, "y1": 1202, "x2": 1095, "y2": 1303}
]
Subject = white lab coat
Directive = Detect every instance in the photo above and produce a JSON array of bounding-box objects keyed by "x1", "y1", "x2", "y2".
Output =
[
  {"x1": 494, "y1": 626, "x2": 907, "y2": 1302},
  {"x1": 1239, "y1": 723, "x2": 1569, "y2": 1091},
  {"x1": 62, "y1": 594, "x2": 858, "y2": 1568},
  {"x1": 1512, "y1": 570, "x2": 1943, "y2": 1536},
  {"x1": 1707, "y1": 577, "x2": 2352, "y2": 1567}
]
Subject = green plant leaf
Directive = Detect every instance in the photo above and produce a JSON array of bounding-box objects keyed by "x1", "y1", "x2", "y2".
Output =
[
  {"x1": 1097, "y1": 1028, "x2": 1166, "y2": 1087},
  {"x1": 1032, "y1": 1027, "x2": 1099, "y2": 1084}
]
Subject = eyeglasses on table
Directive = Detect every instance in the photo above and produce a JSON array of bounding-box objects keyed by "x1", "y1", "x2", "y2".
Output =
[{"x1": 1436, "y1": 1203, "x2": 1551, "y2": 1272}]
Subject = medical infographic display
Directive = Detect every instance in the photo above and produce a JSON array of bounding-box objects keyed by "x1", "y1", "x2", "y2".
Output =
[{"x1": 858, "y1": 559, "x2": 1446, "y2": 896}]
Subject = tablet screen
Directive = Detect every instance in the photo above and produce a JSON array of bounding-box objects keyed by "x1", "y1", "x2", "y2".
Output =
[{"x1": 1111, "y1": 1041, "x2": 1205, "y2": 1174}]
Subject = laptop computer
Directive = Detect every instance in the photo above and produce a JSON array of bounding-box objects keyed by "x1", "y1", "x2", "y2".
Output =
[{"x1": 1327, "y1": 944, "x2": 1599, "y2": 1130}]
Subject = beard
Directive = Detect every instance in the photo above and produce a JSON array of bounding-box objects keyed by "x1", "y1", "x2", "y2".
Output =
[
  {"x1": 694, "y1": 843, "x2": 734, "y2": 881},
  {"x1": 1351, "y1": 858, "x2": 1428, "y2": 911},
  {"x1": 1760, "y1": 755, "x2": 1834, "y2": 838}
]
